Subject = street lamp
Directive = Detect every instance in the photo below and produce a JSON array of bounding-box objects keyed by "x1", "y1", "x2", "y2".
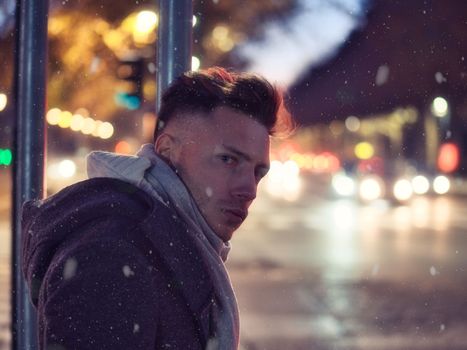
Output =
[{"x1": 431, "y1": 96, "x2": 448, "y2": 117}]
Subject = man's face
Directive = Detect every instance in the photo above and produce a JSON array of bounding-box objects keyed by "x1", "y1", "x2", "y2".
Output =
[{"x1": 159, "y1": 107, "x2": 270, "y2": 242}]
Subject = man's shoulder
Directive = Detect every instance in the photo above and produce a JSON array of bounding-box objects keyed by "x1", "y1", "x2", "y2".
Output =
[
  {"x1": 50, "y1": 177, "x2": 153, "y2": 209},
  {"x1": 24, "y1": 177, "x2": 155, "y2": 225}
]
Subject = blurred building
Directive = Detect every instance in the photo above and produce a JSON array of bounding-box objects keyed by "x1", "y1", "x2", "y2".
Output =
[{"x1": 288, "y1": 0, "x2": 467, "y2": 174}]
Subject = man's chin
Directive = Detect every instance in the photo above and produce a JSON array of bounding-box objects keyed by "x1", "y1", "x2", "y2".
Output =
[{"x1": 213, "y1": 224, "x2": 236, "y2": 242}]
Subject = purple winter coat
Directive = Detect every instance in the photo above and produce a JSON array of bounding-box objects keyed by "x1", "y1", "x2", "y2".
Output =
[{"x1": 22, "y1": 177, "x2": 218, "y2": 349}]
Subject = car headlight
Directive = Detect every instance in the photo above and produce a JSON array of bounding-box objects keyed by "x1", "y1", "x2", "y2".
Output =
[
  {"x1": 359, "y1": 176, "x2": 384, "y2": 201},
  {"x1": 332, "y1": 173, "x2": 356, "y2": 196},
  {"x1": 393, "y1": 178, "x2": 413, "y2": 201},
  {"x1": 433, "y1": 175, "x2": 450, "y2": 194},
  {"x1": 411, "y1": 175, "x2": 430, "y2": 195}
]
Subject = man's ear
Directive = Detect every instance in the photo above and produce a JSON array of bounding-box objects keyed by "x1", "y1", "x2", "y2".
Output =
[{"x1": 155, "y1": 132, "x2": 179, "y2": 164}]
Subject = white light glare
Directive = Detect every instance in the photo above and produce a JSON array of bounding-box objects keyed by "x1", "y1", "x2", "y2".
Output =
[
  {"x1": 431, "y1": 97, "x2": 448, "y2": 117},
  {"x1": 332, "y1": 173, "x2": 355, "y2": 196},
  {"x1": 192, "y1": 56, "x2": 201, "y2": 71},
  {"x1": 359, "y1": 176, "x2": 383, "y2": 201},
  {"x1": 411, "y1": 175, "x2": 430, "y2": 195},
  {"x1": 433, "y1": 175, "x2": 450, "y2": 195},
  {"x1": 345, "y1": 116, "x2": 360, "y2": 132},
  {"x1": 264, "y1": 160, "x2": 301, "y2": 201},
  {"x1": 0, "y1": 93, "x2": 7, "y2": 111},
  {"x1": 393, "y1": 179, "x2": 413, "y2": 201},
  {"x1": 58, "y1": 159, "x2": 76, "y2": 178},
  {"x1": 135, "y1": 11, "x2": 158, "y2": 35}
]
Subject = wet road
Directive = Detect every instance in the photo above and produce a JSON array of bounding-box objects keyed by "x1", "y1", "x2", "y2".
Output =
[
  {"x1": 228, "y1": 178, "x2": 467, "y2": 349},
  {"x1": 1, "y1": 173, "x2": 467, "y2": 349}
]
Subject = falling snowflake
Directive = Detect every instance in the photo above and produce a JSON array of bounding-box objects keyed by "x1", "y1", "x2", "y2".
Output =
[
  {"x1": 148, "y1": 62, "x2": 156, "y2": 74},
  {"x1": 205, "y1": 187, "x2": 213, "y2": 197},
  {"x1": 429, "y1": 266, "x2": 438, "y2": 276},
  {"x1": 435, "y1": 72, "x2": 447, "y2": 84},
  {"x1": 122, "y1": 265, "x2": 135, "y2": 277},
  {"x1": 375, "y1": 65, "x2": 390, "y2": 86},
  {"x1": 133, "y1": 323, "x2": 140, "y2": 333},
  {"x1": 63, "y1": 258, "x2": 78, "y2": 280}
]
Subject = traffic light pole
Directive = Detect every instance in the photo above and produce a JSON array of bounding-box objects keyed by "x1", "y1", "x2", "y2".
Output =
[
  {"x1": 12, "y1": 0, "x2": 48, "y2": 349},
  {"x1": 156, "y1": 0, "x2": 192, "y2": 123}
]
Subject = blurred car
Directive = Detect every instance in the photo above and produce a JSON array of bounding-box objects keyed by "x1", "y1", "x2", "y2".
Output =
[{"x1": 331, "y1": 158, "x2": 451, "y2": 204}]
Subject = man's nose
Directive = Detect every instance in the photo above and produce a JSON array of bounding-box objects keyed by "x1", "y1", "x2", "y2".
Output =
[{"x1": 231, "y1": 171, "x2": 257, "y2": 202}]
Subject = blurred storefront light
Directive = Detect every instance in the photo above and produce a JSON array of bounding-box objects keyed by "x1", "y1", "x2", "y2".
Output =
[
  {"x1": 212, "y1": 24, "x2": 235, "y2": 52},
  {"x1": 91, "y1": 120, "x2": 103, "y2": 137},
  {"x1": 133, "y1": 10, "x2": 158, "y2": 45},
  {"x1": 264, "y1": 160, "x2": 302, "y2": 201},
  {"x1": 58, "y1": 159, "x2": 77, "y2": 178},
  {"x1": 135, "y1": 10, "x2": 158, "y2": 34},
  {"x1": 81, "y1": 117, "x2": 96, "y2": 135},
  {"x1": 75, "y1": 107, "x2": 90, "y2": 118},
  {"x1": 431, "y1": 96, "x2": 448, "y2": 117},
  {"x1": 0, "y1": 93, "x2": 7, "y2": 111},
  {"x1": 46, "y1": 107, "x2": 113, "y2": 139},
  {"x1": 98, "y1": 122, "x2": 114, "y2": 139},
  {"x1": 354, "y1": 142, "x2": 374, "y2": 160},
  {"x1": 58, "y1": 111, "x2": 72, "y2": 128},
  {"x1": 0, "y1": 148, "x2": 12, "y2": 166},
  {"x1": 115, "y1": 140, "x2": 132, "y2": 154},
  {"x1": 70, "y1": 114, "x2": 85, "y2": 131},
  {"x1": 46, "y1": 108, "x2": 61, "y2": 125},
  {"x1": 345, "y1": 116, "x2": 360, "y2": 132},
  {"x1": 192, "y1": 56, "x2": 201, "y2": 71},
  {"x1": 329, "y1": 120, "x2": 344, "y2": 136}
]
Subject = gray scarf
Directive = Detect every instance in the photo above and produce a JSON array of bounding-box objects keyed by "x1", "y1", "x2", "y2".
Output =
[{"x1": 86, "y1": 144, "x2": 239, "y2": 349}]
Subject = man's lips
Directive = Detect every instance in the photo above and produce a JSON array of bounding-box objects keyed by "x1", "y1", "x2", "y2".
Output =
[{"x1": 223, "y1": 208, "x2": 247, "y2": 222}]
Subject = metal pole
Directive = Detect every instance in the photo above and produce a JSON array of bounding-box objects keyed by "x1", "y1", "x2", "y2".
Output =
[
  {"x1": 156, "y1": 0, "x2": 193, "y2": 118},
  {"x1": 11, "y1": 0, "x2": 48, "y2": 348}
]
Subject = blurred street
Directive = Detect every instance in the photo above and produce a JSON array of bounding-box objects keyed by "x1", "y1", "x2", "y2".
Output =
[
  {"x1": 229, "y1": 176, "x2": 467, "y2": 350},
  {"x1": 1, "y1": 171, "x2": 467, "y2": 349}
]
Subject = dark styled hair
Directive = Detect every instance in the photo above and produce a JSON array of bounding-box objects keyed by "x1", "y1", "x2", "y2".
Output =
[{"x1": 154, "y1": 67, "x2": 293, "y2": 140}]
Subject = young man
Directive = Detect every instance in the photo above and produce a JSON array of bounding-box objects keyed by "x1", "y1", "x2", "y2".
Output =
[{"x1": 22, "y1": 67, "x2": 292, "y2": 349}]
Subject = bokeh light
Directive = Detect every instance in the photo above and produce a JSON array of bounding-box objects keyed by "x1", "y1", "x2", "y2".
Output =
[
  {"x1": 411, "y1": 175, "x2": 430, "y2": 195},
  {"x1": 98, "y1": 122, "x2": 114, "y2": 139},
  {"x1": 0, "y1": 93, "x2": 7, "y2": 112},
  {"x1": 431, "y1": 96, "x2": 448, "y2": 117},
  {"x1": 393, "y1": 179, "x2": 413, "y2": 201},
  {"x1": 354, "y1": 142, "x2": 374, "y2": 160},
  {"x1": 433, "y1": 175, "x2": 450, "y2": 194},
  {"x1": 192, "y1": 56, "x2": 201, "y2": 71},
  {"x1": 58, "y1": 159, "x2": 76, "y2": 178},
  {"x1": 46, "y1": 108, "x2": 61, "y2": 125}
]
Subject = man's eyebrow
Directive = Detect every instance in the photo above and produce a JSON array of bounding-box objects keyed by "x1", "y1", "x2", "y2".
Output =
[{"x1": 222, "y1": 144, "x2": 270, "y2": 170}]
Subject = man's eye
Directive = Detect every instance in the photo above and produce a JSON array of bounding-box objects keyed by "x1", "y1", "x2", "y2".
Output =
[{"x1": 220, "y1": 155, "x2": 237, "y2": 165}]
